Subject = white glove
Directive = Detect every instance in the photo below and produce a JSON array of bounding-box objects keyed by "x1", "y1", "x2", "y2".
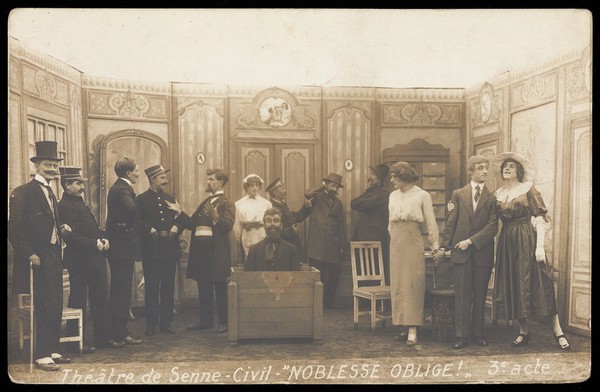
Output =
[
  {"x1": 96, "y1": 239, "x2": 104, "y2": 251},
  {"x1": 535, "y1": 247, "x2": 545, "y2": 263}
]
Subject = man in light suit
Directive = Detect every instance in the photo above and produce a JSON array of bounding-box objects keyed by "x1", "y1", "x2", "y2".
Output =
[
  {"x1": 105, "y1": 156, "x2": 143, "y2": 346},
  {"x1": 9, "y1": 141, "x2": 71, "y2": 370},
  {"x1": 434, "y1": 155, "x2": 498, "y2": 349}
]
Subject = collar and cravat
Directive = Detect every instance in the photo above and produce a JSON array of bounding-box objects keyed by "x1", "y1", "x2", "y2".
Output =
[
  {"x1": 265, "y1": 239, "x2": 278, "y2": 262},
  {"x1": 471, "y1": 182, "x2": 483, "y2": 210},
  {"x1": 474, "y1": 184, "x2": 481, "y2": 203},
  {"x1": 36, "y1": 178, "x2": 59, "y2": 244}
]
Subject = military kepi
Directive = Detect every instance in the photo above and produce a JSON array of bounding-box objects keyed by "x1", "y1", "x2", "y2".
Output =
[
  {"x1": 145, "y1": 164, "x2": 170, "y2": 179},
  {"x1": 266, "y1": 177, "x2": 284, "y2": 194},
  {"x1": 59, "y1": 166, "x2": 87, "y2": 181},
  {"x1": 30, "y1": 141, "x2": 63, "y2": 163}
]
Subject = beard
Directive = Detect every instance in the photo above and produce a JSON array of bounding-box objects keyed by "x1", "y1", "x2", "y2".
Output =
[{"x1": 266, "y1": 227, "x2": 281, "y2": 241}]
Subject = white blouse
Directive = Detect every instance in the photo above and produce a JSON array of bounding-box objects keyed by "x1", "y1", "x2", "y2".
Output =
[
  {"x1": 233, "y1": 194, "x2": 272, "y2": 239},
  {"x1": 494, "y1": 181, "x2": 533, "y2": 203},
  {"x1": 388, "y1": 185, "x2": 439, "y2": 249}
]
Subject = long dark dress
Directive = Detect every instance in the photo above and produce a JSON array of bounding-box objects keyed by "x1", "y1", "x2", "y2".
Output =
[{"x1": 493, "y1": 183, "x2": 557, "y2": 321}]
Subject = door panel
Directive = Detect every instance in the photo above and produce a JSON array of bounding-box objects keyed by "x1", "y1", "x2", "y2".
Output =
[{"x1": 567, "y1": 124, "x2": 591, "y2": 334}]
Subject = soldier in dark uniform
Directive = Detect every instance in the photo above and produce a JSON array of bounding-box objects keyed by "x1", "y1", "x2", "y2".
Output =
[
  {"x1": 9, "y1": 141, "x2": 71, "y2": 370},
  {"x1": 185, "y1": 168, "x2": 235, "y2": 334},
  {"x1": 265, "y1": 178, "x2": 311, "y2": 263},
  {"x1": 105, "y1": 156, "x2": 143, "y2": 346},
  {"x1": 136, "y1": 165, "x2": 189, "y2": 336},
  {"x1": 245, "y1": 208, "x2": 301, "y2": 272},
  {"x1": 57, "y1": 166, "x2": 119, "y2": 352}
]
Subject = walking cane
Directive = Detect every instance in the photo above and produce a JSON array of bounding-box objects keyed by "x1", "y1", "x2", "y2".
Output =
[{"x1": 29, "y1": 260, "x2": 34, "y2": 373}]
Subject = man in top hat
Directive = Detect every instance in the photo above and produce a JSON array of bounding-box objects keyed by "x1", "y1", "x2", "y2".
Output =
[
  {"x1": 9, "y1": 141, "x2": 71, "y2": 370},
  {"x1": 265, "y1": 177, "x2": 311, "y2": 263},
  {"x1": 136, "y1": 165, "x2": 189, "y2": 336},
  {"x1": 350, "y1": 164, "x2": 391, "y2": 285},
  {"x1": 434, "y1": 155, "x2": 498, "y2": 349},
  {"x1": 57, "y1": 166, "x2": 119, "y2": 352},
  {"x1": 245, "y1": 208, "x2": 302, "y2": 272},
  {"x1": 304, "y1": 173, "x2": 346, "y2": 309},
  {"x1": 105, "y1": 156, "x2": 143, "y2": 346}
]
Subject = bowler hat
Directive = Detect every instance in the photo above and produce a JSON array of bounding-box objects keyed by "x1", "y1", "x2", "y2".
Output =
[
  {"x1": 266, "y1": 177, "x2": 284, "y2": 194},
  {"x1": 59, "y1": 166, "x2": 87, "y2": 181},
  {"x1": 369, "y1": 164, "x2": 390, "y2": 181},
  {"x1": 145, "y1": 164, "x2": 170, "y2": 179},
  {"x1": 30, "y1": 141, "x2": 63, "y2": 163},
  {"x1": 322, "y1": 172, "x2": 344, "y2": 187}
]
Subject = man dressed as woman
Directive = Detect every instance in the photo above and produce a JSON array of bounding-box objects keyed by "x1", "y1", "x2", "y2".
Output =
[
  {"x1": 388, "y1": 162, "x2": 439, "y2": 346},
  {"x1": 493, "y1": 152, "x2": 570, "y2": 350}
]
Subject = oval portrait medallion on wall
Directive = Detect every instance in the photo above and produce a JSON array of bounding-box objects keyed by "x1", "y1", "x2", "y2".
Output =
[{"x1": 259, "y1": 97, "x2": 292, "y2": 127}]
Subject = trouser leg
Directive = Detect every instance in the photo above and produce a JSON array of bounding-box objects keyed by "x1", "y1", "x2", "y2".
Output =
[
  {"x1": 471, "y1": 265, "x2": 493, "y2": 338},
  {"x1": 197, "y1": 269, "x2": 214, "y2": 326},
  {"x1": 159, "y1": 258, "x2": 177, "y2": 328},
  {"x1": 66, "y1": 268, "x2": 87, "y2": 349},
  {"x1": 454, "y1": 261, "x2": 472, "y2": 338},
  {"x1": 214, "y1": 281, "x2": 228, "y2": 325},
  {"x1": 108, "y1": 257, "x2": 134, "y2": 341},
  {"x1": 142, "y1": 258, "x2": 160, "y2": 327},
  {"x1": 88, "y1": 262, "x2": 111, "y2": 345}
]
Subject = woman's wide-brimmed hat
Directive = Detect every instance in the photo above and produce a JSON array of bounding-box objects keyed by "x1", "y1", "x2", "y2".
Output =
[{"x1": 493, "y1": 151, "x2": 535, "y2": 182}]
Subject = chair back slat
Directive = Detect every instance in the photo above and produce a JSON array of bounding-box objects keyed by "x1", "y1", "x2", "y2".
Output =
[{"x1": 350, "y1": 241, "x2": 386, "y2": 289}]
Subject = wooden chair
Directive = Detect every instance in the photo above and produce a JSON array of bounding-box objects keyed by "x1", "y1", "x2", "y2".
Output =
[{"x1": 350, "y1": 241, "x2": 392, "y2": 334}]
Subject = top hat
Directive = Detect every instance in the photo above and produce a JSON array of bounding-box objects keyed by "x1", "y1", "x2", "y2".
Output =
[
  {"x1": 492, "y1": 152, "x2": 535, "y2": 182},
  {"x1": 266, "y1": 177, "x2": 284, "y2": 194},
  {"x1": 59, "y1": 166, "x2": 87, "y2": 181},
  {"x1": 322, "y1": 172, "x2": 344, "y2": 187},
  {"x1": 30, "y1": 141, "x2": 63, "y2": 163},
  {"x1": 369, "y1": 164, "x2": 390, "y2": 181},
  {"x1": 145, "y1": 164, "x2": 170, "y2": 179}
]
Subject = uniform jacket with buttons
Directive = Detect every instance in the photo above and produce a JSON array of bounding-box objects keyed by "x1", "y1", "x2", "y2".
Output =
[
  {"x1": 105, "y1": 178, "x2": 141, "y2": 260},
  {"x1": 136, "y1": 188, "x2": 189, "y2": 261},
  {"x1": 58, "y1": 192, "x2": 107, "y2": 271}
]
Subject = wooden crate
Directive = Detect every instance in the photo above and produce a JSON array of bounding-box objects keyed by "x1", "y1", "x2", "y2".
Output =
[{"x1": 228, "y1": 266, "x2": 323, "y2": 345}]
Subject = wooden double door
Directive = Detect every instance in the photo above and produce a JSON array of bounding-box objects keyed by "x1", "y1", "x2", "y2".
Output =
[{"x1": 231, "y1": 142, "x2": 317, "y2": 264}]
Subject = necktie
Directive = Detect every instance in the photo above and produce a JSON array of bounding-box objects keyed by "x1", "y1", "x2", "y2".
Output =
[
  {"x1": 45, "y1": 184, "x2": 59, "y2": 220},
  {"x1": 265, "y1": 242, "x2": 276, "y2": 261},
  {"x1": 474, "y1": 185, "x2": 481, "y2": 203}
]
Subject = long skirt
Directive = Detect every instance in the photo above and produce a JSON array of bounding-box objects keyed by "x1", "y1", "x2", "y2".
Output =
[
  {"x1": 389, "y1": 221, "x2": 425, "y2": 326},
  {"x1": 493, "y1": 217, "x2": 557, "y2": 320}
]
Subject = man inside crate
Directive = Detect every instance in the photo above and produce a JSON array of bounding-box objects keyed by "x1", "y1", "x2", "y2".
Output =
[{"x1": 244, "y1": 208, "x2": 301, "y2": 272}]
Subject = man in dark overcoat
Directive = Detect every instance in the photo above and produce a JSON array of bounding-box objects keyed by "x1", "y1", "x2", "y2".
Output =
[
  {"x1": 137, "y1": 165, "x2": 189, "y2": 336},
  {"x1": 305, "y1": 172, "x2": 346, "y2": 309},
  {"x1": 57, "y1": 166, "x2": 118, "y2": 352},
  {"x1": 245, "y1": 208, "x2": 301, "y2": 272},
  {"x1": 265, "y1": 177, "x2": 311, "y2": 263},
  {"x1": 434, "y1": 155, "x2": 499, "y2": 349},
  {"x1": 9, "y1": 141, "x2": 70, "y2": 370},
  {"x1": 350, "y1": 164, "x2": 391, "y2": 285},
  {"x1": 105, "y1": 156, "x2": 143, "y2": 346},
  {"x1": 185, "y1": 168, "x2": 235, "y2": 334}
]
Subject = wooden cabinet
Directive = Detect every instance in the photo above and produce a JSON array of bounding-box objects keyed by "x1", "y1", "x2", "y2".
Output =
[{"x1": 382, "y1": 138, "x2": 450, "y2": 241}]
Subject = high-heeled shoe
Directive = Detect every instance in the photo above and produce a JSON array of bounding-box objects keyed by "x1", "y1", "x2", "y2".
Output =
[
  {"x1": 512, "y1": 333, "x2": 530, "y2": 347},
  {"x1": 554, "y1": 334, "x2": 570, "y2": 350}
]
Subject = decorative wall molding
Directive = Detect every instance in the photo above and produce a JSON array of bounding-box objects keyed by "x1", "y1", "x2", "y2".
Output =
[
  {"x1": 230, "y1": 87, "x2": 320, "y2": 131},
  {"x1": 9, "y1": 37, "x2": 82, "y2": 84},
  {"x1": 229, "y1": 85, "x2": 322, "y2": 99},
  {"x1": 566, "y1": 46, "x2": 592, "y2": 101},
  {"x1": 326, "y1": 101, "x2": 371, "y2": 120},
  {"x1": 469, "y1": 86, "x2": 502, "y2": 128},
  {"x1": 466, "y1": 46, "x2": 586, "y2": 97},
  {"x1": 87, "y1": 90, "x2": 168, "y2": 120},
  {"x1": 172, "y1": 83, "x2": 229, "y2": 97},
  {"x1": 9, "y1": 57, "x2": 20, "y2": 91},
  {"x1": 235, "y1": 130, "x2": 315, "y2": 140},
  {"x1": 176, "y1": 97, "x2": 225, "y2": 117},
  {"x1": 382, "y1": 102, "x2": 461, "y2": 127},
  {"x1": 323, "y1": 87, "x2": 376, "y2": 100},
  {"x1": 510, "y1": 71, "x2": 557, "y2": 112},
  {"x1": 82, "y1": 74, "x2": 171, "y2": 94},
  {"x1": 22, "y1": 62, "x2": 69, "y2": 106},
  {"x1": 376, "y1": 88, "x2": 465, "y2": 101}
]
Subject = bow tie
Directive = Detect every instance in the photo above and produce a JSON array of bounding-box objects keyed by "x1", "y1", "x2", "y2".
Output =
[{"x1": 249, "y1": 195, "x2": 256, "y2": 199}]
